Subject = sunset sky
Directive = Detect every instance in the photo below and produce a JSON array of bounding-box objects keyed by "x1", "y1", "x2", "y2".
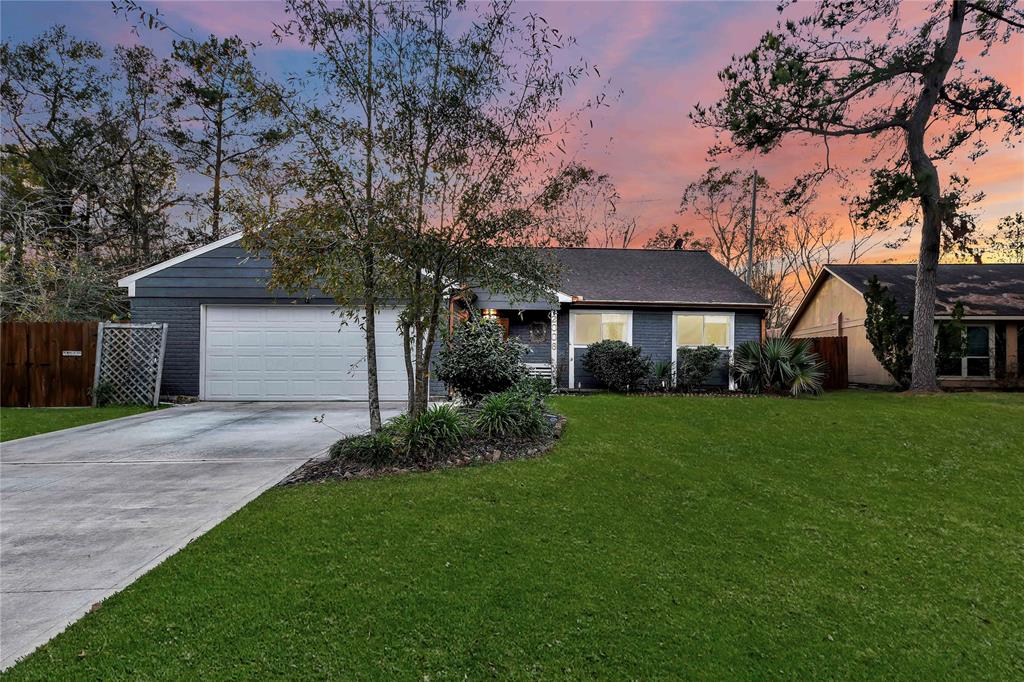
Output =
[{"x1": 3, "y1": 0, "x2": 1022, "y2": 262}]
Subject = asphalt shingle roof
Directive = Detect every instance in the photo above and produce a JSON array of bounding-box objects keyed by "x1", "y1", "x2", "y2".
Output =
[
  {"x1": 543, "y1": 248, "x2": 768, "y2": 306},
  {"x1": 827, "y1": 263, "x2": 1024, "y2": 317}
]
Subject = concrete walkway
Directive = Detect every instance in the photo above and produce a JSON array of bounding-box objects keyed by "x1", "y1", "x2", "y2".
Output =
[{"x1": 0, "y1": 401, "x2": 403, "y2": 670}]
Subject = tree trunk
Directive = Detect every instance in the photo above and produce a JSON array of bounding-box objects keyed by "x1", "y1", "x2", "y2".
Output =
[
  {"x1": 906, "y1": 0, "x2": 966, "y2": 392},
  {"x1": 414, "y1": 278, "x2": 444, "y2": 415},
  {"x1": 363, "y1": 283, "x2": 382, "y2": 432},
  {"x1": 402, "y1": 315, "x2": 416, "y2": 414},
  {"x1": 211, "y1": 100, "x2": 225, "y2": 241},
  {"x1": 908, "y1": 154, "x2": 942, "y2": 392},
  {"x1": 362, "y1": 0, "x2": 382, "y2": 431}
]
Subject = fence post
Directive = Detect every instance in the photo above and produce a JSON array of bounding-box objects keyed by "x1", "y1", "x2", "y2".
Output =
[
  {"x1": 152, "y1": 323, "x2": 168, "y2": 406},
  {"x1": 92, "y1": 322, "x2": 105, "y2": 407}
]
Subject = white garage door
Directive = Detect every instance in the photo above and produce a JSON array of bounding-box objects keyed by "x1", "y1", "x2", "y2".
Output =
[{"x1": 202, "y1": 305, "x2": 408, "y2": 401}]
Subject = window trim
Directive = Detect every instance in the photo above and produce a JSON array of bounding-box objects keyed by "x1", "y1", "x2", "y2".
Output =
[
  {"x1": 568, "y1": 309, "x2": 633, "y2": 389},
  {"x1": 671, "y1": 311, "x2": 736, "y2": 390},
  {"x1": 937, "y1": 322, "x2": 996, "y2": 380}
]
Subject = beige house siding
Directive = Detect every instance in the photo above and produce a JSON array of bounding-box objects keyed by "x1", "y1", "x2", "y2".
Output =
[{"x1": 788, "y1": 274, "x2": 895, "y2": 386}]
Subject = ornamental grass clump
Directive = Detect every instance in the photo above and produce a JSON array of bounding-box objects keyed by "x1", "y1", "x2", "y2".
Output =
[
  {"x1": 474, "y1": 382, "x2": 549, "y2": 439},
  {"x1": 329, "y1": 431, "x2": 398, "y2": 467},
  {"x1": 403, "y1": 403, "x2": 471, "y2": 464}
]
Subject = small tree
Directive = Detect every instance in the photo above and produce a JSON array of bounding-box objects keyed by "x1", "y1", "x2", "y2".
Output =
[
  {"x1": 676, "y1": 345, "x2": 721, "y2": 391},
  {"x1": 435, "y1": 318, "x2": 527, "y2": 401},
  {"x1": 863, "y1": 276, "x2": 914, "y2": 388},
  {"x1": 167, "y1": 35, "x2": 284, "y2": 241}
]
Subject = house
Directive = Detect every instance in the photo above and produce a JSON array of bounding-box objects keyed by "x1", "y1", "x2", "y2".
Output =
[
  {"x1": 118, "y1": 235, "x2": 768, "y2": 400},
  {"x1": 455, "y1": 248, "x2": 768, "y2": 391},
  {"x1": 785, "y1": 264, "x2": 1024, "y2": 388}
]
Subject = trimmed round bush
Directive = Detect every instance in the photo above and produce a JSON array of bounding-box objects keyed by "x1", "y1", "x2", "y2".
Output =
[
  {"x1": 582, "y1": 339, "x2": 652, "y2": 392},
  {"x1": 435, "y1": 318, "x2": 527, "y2": 401},
  {"x1": 676, "y1": 345, "x2": 722, "y2": 390}
]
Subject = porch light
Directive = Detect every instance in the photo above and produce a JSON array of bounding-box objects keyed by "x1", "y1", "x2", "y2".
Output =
[{"x1": 482, "y1": 308, "x2": 499, "y2": 318}]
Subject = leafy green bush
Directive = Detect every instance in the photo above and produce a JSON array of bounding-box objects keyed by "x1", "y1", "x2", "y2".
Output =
[
  {"x1": 676, "y1": 345, "x2": 722, "y2": 390},
  {"x1": 731, "y1": 337, "x2": 824, "y2": 396},
  {"x1": 474, "y1": 382, "x2": 548, "y2": 439},
  {"x1": 863, "y1": 276, "x2": 913, "y2": 387},
  {"x1": 435, "y1": 318, "x2": 527, "y2": 401},
  {"x1": 404, "y1": 403, "x2": 470, "y2": 463},
  {"x1": 517, "y1": 375, "x2": 554, "y2": 397},
  {"x1": 582, "y1": 340, "x2": 652, "y2": 392},
  {"x1": 90, "y1": 378, "x2": 118, "y2": 407},
  {"x1": 329, "y1": 431, "x2": 398, "y2": 467}
]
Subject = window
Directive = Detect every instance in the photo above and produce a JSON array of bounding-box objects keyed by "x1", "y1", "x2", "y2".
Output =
[
  {"x1": 572, "y1": 312, "x2": 630, "y2": 345},
  {"x1": 938, "y1": 324, "x2": 993, "y2": 378},
  {"x1": 675, "y1": 313, "x2": 732, "y2": 348}
]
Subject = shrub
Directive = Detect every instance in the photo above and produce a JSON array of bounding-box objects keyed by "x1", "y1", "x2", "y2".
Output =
[
  {"x1": 404, "y1": 403, "x2": 470, "y2": 463},
  {"x1": 90, "y1": 378, "x2": 118, "y2": 407},
  {"x1": 650, "y1": 360, "x2": 672, "y2": 391},
  {"x1": 863, "y1": 276, "x2": 913, "y2": 387},
  {"x1": 582, "y1": 340, "x2": 652, "y2": 392},
  {"x1": 676, "y1": 345, "x2": 722, "y2": 390},
  {"x1": 517, "y1": 375, "x2": 553, "y2": 397},
  {"x1": 474, "y1": 383, "x2": 548, "y2": 439},
  {"x1": 731, "y1": 337, "x2": 825, "y2": 396},
  {"x1": 329, "y1": 431, "x2": 398, "y2": 467},
  {"x1": 435, "y1": 318, "x2": 527, "y2": 401}
]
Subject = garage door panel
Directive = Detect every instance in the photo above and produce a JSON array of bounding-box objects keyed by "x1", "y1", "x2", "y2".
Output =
[{"x1": 203, "y1": 305, "x2": 407, "y2": 401}]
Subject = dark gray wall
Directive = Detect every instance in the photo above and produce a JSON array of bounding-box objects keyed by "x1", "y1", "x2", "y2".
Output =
[
  {"x1": 132, "y1": 295, "x2": 338, "y2": 397},
  {"x1": 509, "y1": 310, "x2": 552, "y2": 363},
  {"x1": 564, "y1": 308, "x2": 763, "y2": 390},
  {"x1": 134, "y1": 244, "x2": 329, "y2": 300}
]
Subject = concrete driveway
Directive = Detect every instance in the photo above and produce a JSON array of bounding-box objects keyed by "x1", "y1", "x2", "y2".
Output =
[{"x1": 0, "y1": 401, "x2": 403, "y2": 670}]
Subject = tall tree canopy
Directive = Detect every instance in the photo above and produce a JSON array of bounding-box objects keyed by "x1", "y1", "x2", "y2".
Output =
[{"x1": 693, "y1": 0, "x2": 1023, "y2": 390}]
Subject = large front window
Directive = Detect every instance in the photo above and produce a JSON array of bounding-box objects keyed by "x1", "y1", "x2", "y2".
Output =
[
  {"x1": 572, "y1": 312, "x2": 630, "y2": 345},
  {"x1": 675, "y1": 313, "x2": 732, "y2": 348},
  {"x1": 938, "y1": 324, "x2": 994, "y2": 378}
]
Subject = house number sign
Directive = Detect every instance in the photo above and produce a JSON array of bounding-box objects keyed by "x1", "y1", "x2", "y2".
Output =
[{"x1": 62, "y1": 350, "x2": 83, "y2": 357}]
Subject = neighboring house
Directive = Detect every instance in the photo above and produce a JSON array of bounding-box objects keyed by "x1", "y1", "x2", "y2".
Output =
[
  {"x1": 118, "y1": 235, "x2": 767, "y2": 400},
  {"x1": 785, "y1": 264, "x2": 1024, "y2": 388}
]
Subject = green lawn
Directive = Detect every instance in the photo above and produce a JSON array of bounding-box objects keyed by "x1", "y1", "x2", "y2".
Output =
[
  {"x1": 7, "y1": 392, "x2": 1023, "y2": 679},
  {"x1": 0, "y1": 405, "x2": 157, "y2": 442}
]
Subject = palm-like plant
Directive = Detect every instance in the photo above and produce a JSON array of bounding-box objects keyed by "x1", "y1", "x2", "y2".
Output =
[{"x1": 731, "y1": 337, "x2": 825, "y2": 397}]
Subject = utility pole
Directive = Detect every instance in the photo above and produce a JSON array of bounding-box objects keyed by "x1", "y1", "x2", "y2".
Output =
[{"x1": 746, "y1": 169, "x2": 757, "y2": 286}]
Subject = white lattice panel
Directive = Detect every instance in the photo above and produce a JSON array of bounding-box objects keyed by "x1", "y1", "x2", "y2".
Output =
[{"x1": 94, "y1": 323, "x2": 168, "y2": 406}]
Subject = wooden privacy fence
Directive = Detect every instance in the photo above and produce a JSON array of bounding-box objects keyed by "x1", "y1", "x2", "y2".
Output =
[
  {"x1": 2, "y1": 321, "x2": 99, "y2": 407},
  {"x1": 806, "y1": 336, "x2": 849, "y2": 390}
]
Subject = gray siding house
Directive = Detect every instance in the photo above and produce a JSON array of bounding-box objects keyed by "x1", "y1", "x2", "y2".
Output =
[
  {"x1": 119, "y1": 235, "x2": 768, "y2": 400},
  {"x1": 459, "y1": 248, "x2": 768, "y2": 391}
]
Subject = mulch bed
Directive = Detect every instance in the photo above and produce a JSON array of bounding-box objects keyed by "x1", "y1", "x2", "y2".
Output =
[{"x1": 281, "y1": 414, "x2": 566, "y2": 485}]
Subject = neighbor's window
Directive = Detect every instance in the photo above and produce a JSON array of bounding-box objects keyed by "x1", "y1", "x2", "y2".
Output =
[
  {"x1": 676, "y1": 314, "x2": 731, "y2": 348},
  {"x1": 939, "y1": 325, "x2": 992, "y2": 378},
  {"x1": 572, "y1": 312, "x2": 630, "y2": 345}
]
